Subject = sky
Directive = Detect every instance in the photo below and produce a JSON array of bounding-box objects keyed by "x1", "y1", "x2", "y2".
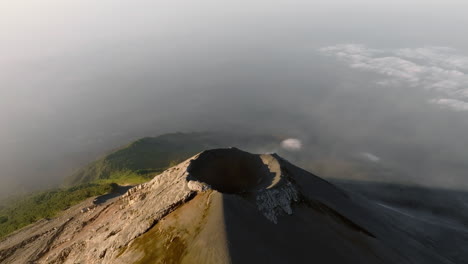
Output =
[{"x1": 2, "y1": 0, "x2": 468, "y2": 196}]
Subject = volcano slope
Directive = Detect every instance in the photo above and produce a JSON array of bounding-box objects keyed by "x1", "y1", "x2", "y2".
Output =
[{"x1": 0, "y1": 148, "x2": 466, "y2": 263}]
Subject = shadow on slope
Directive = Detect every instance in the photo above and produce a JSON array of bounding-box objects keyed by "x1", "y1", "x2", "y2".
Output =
[
  {"x1": 221, "y1": 194, "x2": 389, "y2": 264},
  {"x1": 93, "y1": 185, "x2": 134, "y2": 205},
  {"x1": 332, "y1": 179, "x2": 468, "y2": 231}
]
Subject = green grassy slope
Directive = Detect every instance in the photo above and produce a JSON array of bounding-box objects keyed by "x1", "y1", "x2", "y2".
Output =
[{"x1": 0, "y1": 183, "x2": 116, "y2": 238}]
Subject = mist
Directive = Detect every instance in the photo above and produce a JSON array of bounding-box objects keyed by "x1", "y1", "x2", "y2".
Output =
[{"x1": 2, "y1": 0, "x2": 468, "y2": 197}]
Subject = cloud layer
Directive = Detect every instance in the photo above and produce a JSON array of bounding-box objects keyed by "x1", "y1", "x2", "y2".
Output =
[
  {"x1": 281, "y1": 138, "x2": 302, "y2": 151},
  {"x1": 359, "y1": 152, "x2": 381, "y2": 162},
  {"x1": 320, "y1": 44, "x2": 468, "y2": 111}
]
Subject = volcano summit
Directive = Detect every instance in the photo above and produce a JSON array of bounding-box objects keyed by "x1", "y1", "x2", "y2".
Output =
[{"x1": 0, "y1": 148, "x2": 465, "y2": 263}]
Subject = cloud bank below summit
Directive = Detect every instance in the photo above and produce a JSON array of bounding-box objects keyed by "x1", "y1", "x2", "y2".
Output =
[{"x1": 320, "y1": 44, "x2": 468, "y2": 112}]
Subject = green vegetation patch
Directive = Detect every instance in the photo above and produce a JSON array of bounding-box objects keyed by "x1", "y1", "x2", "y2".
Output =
[
  {"x1": 65, "y1": 133, "x2": 209, "y2": 186},
  {"x1": 94, "y1": 169, "x2": 159, "y2": 186},
  {"x1": 0, "y1": 183, "x2": 116, "y2": 238}
]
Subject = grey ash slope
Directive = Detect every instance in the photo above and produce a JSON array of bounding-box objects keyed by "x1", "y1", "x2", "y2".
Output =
[{"x1": 0, "y1": 148, "x2": 465, "y2": 263}]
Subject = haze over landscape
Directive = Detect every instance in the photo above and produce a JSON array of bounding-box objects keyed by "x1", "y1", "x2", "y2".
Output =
[{"x1": 2, "y1": 0, "x2": 468, "y2": 195}]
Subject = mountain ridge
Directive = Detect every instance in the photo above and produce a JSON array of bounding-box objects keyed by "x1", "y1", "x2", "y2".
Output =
[
  {"x1": 1, "y1": 148, "x2": 465, "y2": 263},
  {"x1": 66, "y1": 132, "x2": 281, "y2": 186}
]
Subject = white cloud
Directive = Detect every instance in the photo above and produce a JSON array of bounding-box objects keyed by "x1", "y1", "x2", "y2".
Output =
[
  {"x1": 430, "y1": 98, "x2": 468, "y2": 112},
  {"x1": 320, "y1": 44, "x2": 468, "y2": 111},
  {"x1": 395, "y1": 47, "x2": 468, "y2": 71},
  {"x1": 359, "y1": 152, "x2": 381, "y2": 162},
  {"x1": 280, "y1": 138, "x2": 302, "y2": 151}
]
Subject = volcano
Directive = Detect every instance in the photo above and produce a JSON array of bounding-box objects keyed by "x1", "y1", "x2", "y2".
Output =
[{"x1": 0, "y1": 148, "x2": 464, "y2": 263}]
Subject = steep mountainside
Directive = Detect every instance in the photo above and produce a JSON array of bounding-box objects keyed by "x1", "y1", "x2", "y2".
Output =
[{"x1": 1, "y1": 148, "x2": 466, "y2": 263}]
